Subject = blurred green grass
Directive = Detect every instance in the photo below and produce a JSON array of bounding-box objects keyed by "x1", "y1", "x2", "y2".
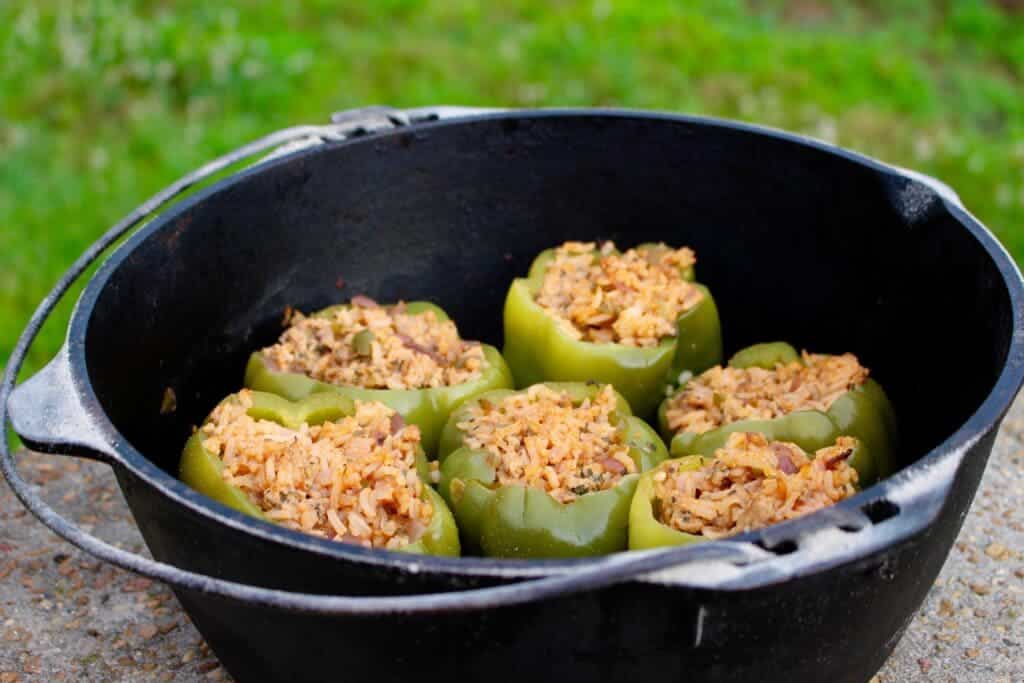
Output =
[{"x1": 2, "y1": 0, "x2": 1023, "y2": 378}]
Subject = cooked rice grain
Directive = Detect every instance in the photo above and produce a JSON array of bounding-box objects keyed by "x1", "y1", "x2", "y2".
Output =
[
  {"x1": 201, "y1": 390, "x2": 435, "y2": 550},
  {"x1": 535, "y1": 241, "x2": 702, "y2": 347},
  {"x1": 457, "y1": 384, "x2": 636, "y2": 503},
  {"x1": 665, "y1": 351, "x2": 869, "y2": 434},
  {"x1": 653, "y1": 432, "x2": 858, "y2": 538},
  {"x1": 262, "y1": 298, "x2": 487, "y2": 390}
]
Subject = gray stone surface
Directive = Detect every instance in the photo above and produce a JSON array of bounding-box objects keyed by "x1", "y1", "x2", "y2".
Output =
[{"x1": 1, "y1": 399, "x2": 1022, "y2": 682}]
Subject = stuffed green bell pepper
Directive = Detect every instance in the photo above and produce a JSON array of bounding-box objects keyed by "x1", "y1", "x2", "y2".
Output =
[
  {"x1": 245, "y1": 297, "x2": 514, "y2": 454},
  {"x1": 502, "y1": 241, "x2": 722, "y2": 418},
  {"x1": 658, "y1": 341, "x2": 897, "y2": 485},
  {"x1": 436, "y1": 382, "x2": 668, "y2": 558},
  {"x1": 629, "y1": 431, "x2": 861, "y2": 549},
  {"x1": 180, "y1": 389, "x2": 460, "y2": 556}
]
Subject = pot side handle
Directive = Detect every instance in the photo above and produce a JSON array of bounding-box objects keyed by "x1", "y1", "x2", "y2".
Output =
[{"x1": 7, "y1": 344, "x2": 116, "y2": 462}]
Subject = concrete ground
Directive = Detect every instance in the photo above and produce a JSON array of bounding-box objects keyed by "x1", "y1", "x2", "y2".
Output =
[{"x1": 1, "y1": 399, "x2": 1022, "y2": 682}]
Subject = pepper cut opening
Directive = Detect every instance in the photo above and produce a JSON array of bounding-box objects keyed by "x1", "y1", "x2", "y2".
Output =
[
  {"x1": 200, "y1": 390, "x2": 437, "y2": 550},
  {"x1": 665, "y1": 351, "x2": 869, "y2": 435},
  {"x1": 534, "y1": 241, "x2": 704, "y2": 347},
  {"x1": 652, "y1": 432, "x2": 859, "y2": 539},
  {"x1": 261, "y1": 298, "x2": 489, "y2": 390},
  {"x1": 456, "y1": 384, "x2": 637, "y2": 503}
]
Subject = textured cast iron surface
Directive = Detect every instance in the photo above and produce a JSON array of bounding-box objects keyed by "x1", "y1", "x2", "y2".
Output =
[
  {"x1": 8, "y1": 111, "x2": 1023, "y2": 681},
  {"x1": 171, "y1": 424, "x2": 987, "y2": 683}
]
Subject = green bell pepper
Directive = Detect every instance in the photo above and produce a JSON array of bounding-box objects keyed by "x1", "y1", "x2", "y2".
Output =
[
  {"x1": 244, "y1": 300, "x2": 514, "y2": 455},
  {"x1": 628, "y1": 455, "x2": 708, "y2": 550},
  {"x1": 437, "y1": 382, "x2": 668, "y2": 558},
  {"x1": 630, "y1": 434, "x2": 868, "y2": 550},
  {"x1": 502, "y1": 244, "x2": 723, "y2": 419},
  {"x1": 657, "y1": 342, "x2": 897, "y2": 484},
  {"x1": 179, "y1": 390, "x2": 460, "y2": 557}
]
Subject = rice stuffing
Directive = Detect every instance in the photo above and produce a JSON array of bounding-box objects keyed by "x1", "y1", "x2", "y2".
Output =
[
  {"x1": 456, "y1": 384, "x2": 637, "y2": 503},
  {"x1": 261, "y1": 297, "x2": 488, "y2": 389},
  {"x1": 534, "y1": 241, "x2": 703, "y2": 348},
  {"x1": 652, "y1": 432, "x2": 859, "y2": 538},
  {"x1": 665, "y1": 351, "x2": 869, "y2": 434},
  {"x1": 201, "y1": 390, "x2": 437, "y2": 550}
]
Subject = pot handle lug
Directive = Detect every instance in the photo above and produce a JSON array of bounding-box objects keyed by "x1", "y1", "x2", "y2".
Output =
[
  {"x1": 402, "y1": 105, "x2": 510, "y2": 121},
  {"x1": 695, "y1": 452, "x2": 962, "y2": 591},
  {"x1": 257, "y1": 105, "x2": 510, "y2": 164},
  {"x1": 7, "y1": 344, "x2": 116, "y2": 463}
]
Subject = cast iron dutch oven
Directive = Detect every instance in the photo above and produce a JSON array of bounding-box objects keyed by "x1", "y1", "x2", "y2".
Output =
[{"x1": 3, "y1": 106, "x2": 1023, "y2": 683}]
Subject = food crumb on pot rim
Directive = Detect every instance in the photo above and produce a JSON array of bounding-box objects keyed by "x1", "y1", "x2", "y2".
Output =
[
  {"x1": 665, "y1": 351, "x2": 869, "y2": 435},
  {"x1": 535, "y1": 241, "x2": 704, "y2": 348},
  {"x1": 455, "y1": 383, "x2": 637, "y2": 503},
  {"x1": 200, "y1": 390, "x2": 437, "y2": 550},
  {"x1": 652, "y1": 432, "x2": 859, "y2": 538},
  {"x1": 261, "y1": 297, "x2": 488, "y2": 390}
]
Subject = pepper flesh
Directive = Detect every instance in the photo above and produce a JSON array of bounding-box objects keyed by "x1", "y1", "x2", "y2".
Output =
[
  {"x1": 245, "y1": 300, "x2": 514, "y2": 455},
  {"x1": 657, "y1": 342, "x2": 896, "y2": 484},
  {"x1": 629, "y1": 456, "x2": 708, "y2": 550},
  {"x1": 437, "y1": 382, "x2": 668, "y2": 558},
  {"x1": 502, "y1": 245, "x2": 723, "y2": 419},
  {"x1": 628, "y1": 439, "x2": 865, "y2": 549},
  {"x1": 179, "y1": 390, "x2": 461, "y2": 557}
]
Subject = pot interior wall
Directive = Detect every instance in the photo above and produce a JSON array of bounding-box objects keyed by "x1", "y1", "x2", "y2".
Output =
[{"x1": 83, "y1": 113, "x2": 1013, "y2": 477}]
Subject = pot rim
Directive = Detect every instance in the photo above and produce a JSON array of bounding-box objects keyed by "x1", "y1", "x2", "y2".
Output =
[{"x1": 64, "y1": 107, "x2": 1024, "y2": 581}]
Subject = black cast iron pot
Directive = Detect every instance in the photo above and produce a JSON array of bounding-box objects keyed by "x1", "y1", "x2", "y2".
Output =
[{"x1": 4, "y1": 106, "x2": 1023, "y2": 683}]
